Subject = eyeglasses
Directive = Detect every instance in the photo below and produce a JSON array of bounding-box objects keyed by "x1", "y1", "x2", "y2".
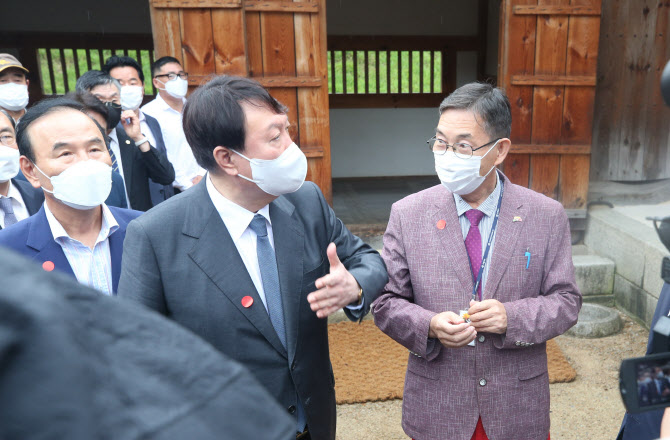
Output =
[
  {"x1": 427, "y1": 136, "x2": 501, "y2": 159},
  {"x1": 154, "y1": 72, "x2": 189, "y2": 81},
  {"x1": 0, "y1": 133, "x2": 15, "y2": 147}
]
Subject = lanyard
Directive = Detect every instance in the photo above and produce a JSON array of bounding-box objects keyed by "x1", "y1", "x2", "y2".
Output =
[{"x1": 469, "y1": 181, "x2": 504, "y2": 301}]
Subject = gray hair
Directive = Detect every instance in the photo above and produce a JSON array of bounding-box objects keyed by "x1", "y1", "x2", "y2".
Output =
[
  {"x1": 75, "y1": 70, "x2": 121, "y2": 94},
  {"x1": 438, "y1": 82, "x2": 512, "y2": 139},
  {"x1": 0, "y1": 109, "x2": 15, "y2": 129}
]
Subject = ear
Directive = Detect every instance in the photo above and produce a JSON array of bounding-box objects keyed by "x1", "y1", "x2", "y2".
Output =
[
  {"x1": 212, "y1": 146, "x2": 240, "y2": 177},
  {"x1": 152, "y1": 78, "x2": 162, "y2": 91},
  {"x1": 20, "y1": 156, "x2": 42, "y2": 190},
  {"x1": 25, "y1": 79, "x2": 30, "y2": 88},
  {"x1": 493, "y1": 138, "x2": 511, "y2": 167}
]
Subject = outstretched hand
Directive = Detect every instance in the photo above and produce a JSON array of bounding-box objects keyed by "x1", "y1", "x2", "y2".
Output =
[{"x1": 307, "y1": 243, "x2": 361, "y2": 318}]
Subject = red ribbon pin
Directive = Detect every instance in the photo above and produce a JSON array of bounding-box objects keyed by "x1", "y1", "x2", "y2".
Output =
[
  {"x1": 241, "y1": 296, "x2": 254, "y2": 308},
  {"x1": 436, "y1": 219, "x2": 446, "y2": 230},
  {"x1": 42, "y1": 261, "x2": 55, "y2": 272}
]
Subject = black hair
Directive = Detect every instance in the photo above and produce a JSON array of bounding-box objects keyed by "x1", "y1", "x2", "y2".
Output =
[
  {"x1": 63, "y1": 91, "x2": 109, "y2": 135},
  {"x1": 0, "y1": 109, "x2": 15, "y2": 130},
  {"x1": 151, "y1": 56, "x2": 182, "y2": 78},
  {"x1": 16, "y1": 97, "x2": 88, "y2": 163},
  {"x1": 438, "y1": 82, "x2": 512, "y2": 139},
  {"x1": 183, "y1": 75, "x2": 288, "y2": 171},
  {"x1": 75, "y1": 70, "x2": 121, "y2": 94},
  {"x1": 102, "y1": 55, "x2": 144, "y2": 83}
]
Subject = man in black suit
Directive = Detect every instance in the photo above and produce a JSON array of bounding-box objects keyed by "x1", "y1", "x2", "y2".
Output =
[
  {"x1": 0, "y1": 246, "x2": 295, "y2": 440},
  {"x1": 103, "y1": 56, "x2": 176, "y2": 206},
  {"x1": 0, "y1": 109, "x2": 42, "y2": 229},
  {"x1": 118, "y1": 76, "x2": 388, "y2": 440},
  {"x1": 76, "y1": 71, "x2": 174, "y2": 211}
]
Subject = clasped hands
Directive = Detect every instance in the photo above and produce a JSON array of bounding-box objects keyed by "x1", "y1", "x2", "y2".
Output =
[
  {"x1": 428, "y1": 299, "x2": 508, "y2": 348},
  {"x1": 307, "y1": 243, "x2": 361, "y2": 319}
]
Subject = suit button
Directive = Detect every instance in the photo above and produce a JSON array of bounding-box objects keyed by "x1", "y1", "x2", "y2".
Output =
[
  {"x1": 478, "y1": 335, "x2": 485, "y2": 343},
  {"x1": 479, "y1": 378, "x2": 487, "y2": 387},
  {"x1": 288, "y1": 405, "x2": 296, "y2": 414},
  {"x1": 291, "y1": 362, "x2": 296, "y2": 371}
]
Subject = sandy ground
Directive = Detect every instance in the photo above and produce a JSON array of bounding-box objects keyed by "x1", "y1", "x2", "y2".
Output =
[{"x1": 335, "y1": 312, "x2": 649, "y2": 440}]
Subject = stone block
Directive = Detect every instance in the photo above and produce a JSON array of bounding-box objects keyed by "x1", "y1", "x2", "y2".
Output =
[
  {"x1": 573, "y1": 254, "x2": 615, "y2": 296},
  {"x1": 643, "y1": 243, "x2": 669, "y2": 300},
  {"x1": 585, "y1": 212, "x2": 645, "y2": 286},
  {"x1": 614, "y1": 274, "x2": 658, "y2": 328}
]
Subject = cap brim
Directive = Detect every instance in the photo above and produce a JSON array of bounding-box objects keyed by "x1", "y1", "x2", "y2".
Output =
[{"x1": 0, "y1": 64, "x2": 29, "y2": 74}]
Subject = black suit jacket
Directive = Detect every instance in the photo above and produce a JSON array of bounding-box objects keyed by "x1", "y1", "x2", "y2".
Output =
[
  {"x1": 0, "y1": 247, "x2": 295, "y2": 440},
  {"x1": 114, "y1": 126, "x2": 175, "y2": 212},
  {"x1": 118, "y1": 180, "x2": 389, "y2": 440},
  {"x1": 0, "y1": 179, "x2": 44, "y2": 230}
]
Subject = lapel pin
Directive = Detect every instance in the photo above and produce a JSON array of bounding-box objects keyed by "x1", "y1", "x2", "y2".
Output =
[
  {"x1": 436, "y1": 219, "x2": 446, "y2": 230},
  {"x1": 125, "y1": 139, "x2": 131, "y2": 144},
  {"x1": 513, "y1": 216, "x2": 523, "y2": 222},
  {"x1": 42, "y1": 261, "x2": 55, "y2": 272},
  {"x1": 241, "y1": 295, "x2": 254, "y2": 308}
]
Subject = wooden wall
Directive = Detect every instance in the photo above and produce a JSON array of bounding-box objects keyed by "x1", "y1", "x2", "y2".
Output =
[{"x1": 591, "y1": 0, "x2": 670, "y2": 181}]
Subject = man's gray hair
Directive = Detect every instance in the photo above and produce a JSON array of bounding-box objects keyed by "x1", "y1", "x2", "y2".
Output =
[
  {"x1": 438, "y1": 82, "x2": 512, "y2": 139},
  {"x1": 75, "y1": 70, "x2": 121, "y2": 94}
]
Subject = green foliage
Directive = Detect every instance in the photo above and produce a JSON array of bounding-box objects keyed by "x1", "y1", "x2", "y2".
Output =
[{"x1": 38, "y1": 49, "x2": 155, "y2": 95}]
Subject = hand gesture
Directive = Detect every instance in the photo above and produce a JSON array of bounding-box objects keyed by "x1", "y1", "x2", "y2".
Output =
[
  {"x1": 468, "y1": 299, "x2": 508, "y2": 334},
  {"x1": 120, "y1": 110, "x2": 142, "y2": 143},
  {"x1": 429, "y1": 311, "x2": 476, "y2": 348},
  {"x1": 307, "y1": 243, "x2": 360, "y2": 318}
]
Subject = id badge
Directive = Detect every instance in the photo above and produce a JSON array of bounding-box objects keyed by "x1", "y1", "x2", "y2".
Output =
[{"x1": 460, "y1": 310, "x2": 475, "y2": 346}]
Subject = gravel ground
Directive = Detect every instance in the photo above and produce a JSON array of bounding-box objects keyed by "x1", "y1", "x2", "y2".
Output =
[{"x1": 335, "y1": 311, "x2": 649, "y2": 440}]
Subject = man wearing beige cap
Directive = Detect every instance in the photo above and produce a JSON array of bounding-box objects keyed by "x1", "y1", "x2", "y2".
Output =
[{"x1": 0, "y1": 54, "x2": 30, "y2": 123}]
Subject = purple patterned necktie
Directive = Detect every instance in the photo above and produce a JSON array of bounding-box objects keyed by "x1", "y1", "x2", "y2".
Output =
[{"x1": 465, "y1": 209, "x2": 485, "y2": 299}]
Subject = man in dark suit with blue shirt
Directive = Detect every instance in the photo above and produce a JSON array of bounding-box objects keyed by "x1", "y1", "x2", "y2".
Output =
[
  {"x1": 118, "y1": 76, "x2": 388, "y2": 440},
  {"x1": 0, "y1": 98, "x2": 140, "y2": 295}
]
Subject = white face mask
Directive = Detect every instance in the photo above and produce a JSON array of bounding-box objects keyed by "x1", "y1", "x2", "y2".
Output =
[
  {"x1": 34, "y1": 160, "x2": 112, "y2": 210},
  {"x1": 233, "y1": 143, "x2": 307, "y2": 196},
  {"x1": 159, "y1": 77, "x2": 188, "y2": 99},
  {"x1": 120, "y1": 85, "x2": 144, "y2": 110},
  {"x1": 435, "y1": 140, "x2": 500, "y2": 195},
  {"x1": 0, "y1": 83, "x2": 29, "y2": 112},
  {"x1": 0, "y1": 145, "x2": 20, "y2": 182}
]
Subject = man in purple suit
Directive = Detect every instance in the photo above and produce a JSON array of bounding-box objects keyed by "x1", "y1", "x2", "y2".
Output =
[{"x1": 372, "y1": 82, "x2": 582, "y2": 440}]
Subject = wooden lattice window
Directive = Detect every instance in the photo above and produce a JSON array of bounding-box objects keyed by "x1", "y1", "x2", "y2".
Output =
[{"x1": 327, "y1": 36, "x2": 484, "y2": 109}]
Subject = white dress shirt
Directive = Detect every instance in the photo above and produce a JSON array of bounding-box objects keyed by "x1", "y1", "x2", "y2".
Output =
[
  {"x1": 44, "y1": 202, "x2": 119, "y2": 295},
  {"x1": 0, "y1": 180, "x2": 30, "y2": 228},
  {"x1": 142, "y1": 95, "x2": 204, "y2": 191}
]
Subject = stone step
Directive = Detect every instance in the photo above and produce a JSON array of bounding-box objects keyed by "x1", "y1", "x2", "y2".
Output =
[{"x1": 573, "y1": 254, "x2": 615, "y2": 297}]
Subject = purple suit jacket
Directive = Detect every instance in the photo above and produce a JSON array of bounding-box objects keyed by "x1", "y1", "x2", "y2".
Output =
[{"x1": 372, "y1": 173, "x2": 582, "y2": 440}]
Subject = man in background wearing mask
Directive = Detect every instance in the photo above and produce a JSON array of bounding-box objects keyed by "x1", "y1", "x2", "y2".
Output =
[
  {"x1": 104, "y1": 55, "x2": 184, "y2": 205},
  {"x1": 371, "y1": 82, "x2": 581, "y2": 440},
  {"x1": 141, "y1": 56, "x2": 204, "y2": 189},
  {"x1": 118, "y1": 76, "x2": 388, "y2": 440},
  {"x1": 0, "y1": 54, "x2": 30, "y2": 124},
  {"x1": 0, "y1": 98, "x2": 141, "y2": 295},
  {"x1": 76, "y1": 70, "x2": 174, "y2": 212},
  {"x1": 0, "y1": 109, "x2": 43, "y2": 229}
]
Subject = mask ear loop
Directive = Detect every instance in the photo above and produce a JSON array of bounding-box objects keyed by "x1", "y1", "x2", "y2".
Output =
[
  {"x1": 31, "y1": 162, "x2": 55, "y2": 195},
  {"x1": 480, "y1": 139, "x2": 502, "y2": 177},
  {"x1": 230, "y1": 149, "x2": 262, "y2": 184}
]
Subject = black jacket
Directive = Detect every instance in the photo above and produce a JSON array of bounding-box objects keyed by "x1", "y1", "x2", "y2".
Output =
[{"x1": 115, "y1": 126, "x2": 174, "y2": 212}]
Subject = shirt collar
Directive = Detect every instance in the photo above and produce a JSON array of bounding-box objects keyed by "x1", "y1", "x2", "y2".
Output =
[
  {"x1": 454, "y1": 170, "x2": 502, "y2": 218},
  {"x1": 155, "y1": 93, "x2": 186, "y2": 114},
  {"x1": 44, "y1": 202, "x2": 119, "y2": 245},
  {"x1": 108, "y1": 129, "x2": 118, "y2": 146},
  {"x1": 1, "y1": 180, "x2": 24, "y2": 202},
  {"x1": 138, "y1": 109, "x2": 146, "y2": 123},
  {"x1": 205, "y1": 173, "x2": 270, "y2": 243}
]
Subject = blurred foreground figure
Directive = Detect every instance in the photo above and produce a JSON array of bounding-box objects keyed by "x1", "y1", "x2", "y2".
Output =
[{"x1": 0, "y1": 247, "x2": 294, "y2": 440}]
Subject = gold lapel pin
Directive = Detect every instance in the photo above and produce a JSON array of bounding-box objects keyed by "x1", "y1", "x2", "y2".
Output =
[
  {"x1": 125, "y1": 139, "x2": 131, "y2": 144},
  {"x1": 513, "y1": 216, "x2": 523, "y2": 222}
]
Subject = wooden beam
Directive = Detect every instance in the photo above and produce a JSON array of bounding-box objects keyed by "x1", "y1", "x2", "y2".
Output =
[
  {"x1": 187, "y1": 75, "x2": 323, "y2": 88},
  {"x1": 301, "y1": 146, "x2": 324, "y2": 158},
  {"x1": 511, "y1": 75, "x2": 597, "y2": 86},
  {"x1": 151, "y1": 0, "x2": 241, "y2": 7},
  {"x1": 244, "y1": 1, "x2": 318, "y2": 12},
  {"x1": 513, "y1": 5, "x2": 600, "y2": 15},
  {"x1": 510, "y1": 144, "x2": 591, "y2": 154}
]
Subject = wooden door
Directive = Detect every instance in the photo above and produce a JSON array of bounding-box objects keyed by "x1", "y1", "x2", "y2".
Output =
[
  {"x1": 498, "y1": 0, "x2": 602, "y2": 225},
  {"x1": 149, "y1": 0, "x2": 332, "y2": 202}
]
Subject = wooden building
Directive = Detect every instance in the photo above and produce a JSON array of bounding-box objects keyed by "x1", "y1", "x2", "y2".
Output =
[{"x1": 1, "y1": 0, "x2": 669, "y2": 225}]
